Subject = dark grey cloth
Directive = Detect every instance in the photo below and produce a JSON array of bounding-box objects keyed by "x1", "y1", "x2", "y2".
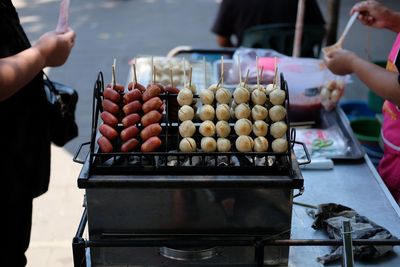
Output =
[{"x1": 309, "y1": 203, "x2": 397, "y2": 264}]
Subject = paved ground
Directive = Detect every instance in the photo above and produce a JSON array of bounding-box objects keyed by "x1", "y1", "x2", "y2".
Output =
[{"x1": 11, "y1": 0, "x2": 398, "y2": 266}]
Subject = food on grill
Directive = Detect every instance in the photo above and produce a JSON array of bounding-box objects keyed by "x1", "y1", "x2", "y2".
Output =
[
  {"x1": 107, "y1": 83, "x2": 124, "y2": 92},
  {"x1": 216, "y1": 104, "x2": 230, "y2": 121},
  {"x1": 216, "y1": 120, "x2": 231, "y2": 138},
  {"x1": 140, "y1": 123, "x2": 162, "y2": 141},
  {"x1": 179, "y1": 137, "x2": 197, "y2": 152},
  {"x1": 100, "y1": 111, "x2": 118, "y2": 127},
  {"x1": 207, "y1": 83, "x2": 220, "y2": 93},
  {"x1": 265, "y1": 83, "x2": 277, "y2": 95},
  {"x1": 199, "y1": 104, "x2": 215, "y2": 121},
  {"x1": 254, "y1": 136, "x2": 269, "y2": 152},
  {"x1": 201, "y1": 137, "x2": 217, "y2": 152},
  {"x1": 142, "y1": 97, "x2": 163, "y2": 113},
  {"x1": 178, "y1": 105, "x2": 195, "y2": 122},
  {"x1": 141, "y1": 136, "x2": 162, "y2": 152},
  {"x1": 165, "y1": 86, "x2": 180, "y2": 94},
  {"x1": 215, "y1": 87, "x2": 232, "y2": 104},
  {"x1": 121, "y1": 138, "x2": 139, "y2": 152},
  {"x1": 269, "y1": 89, "x2": 286, "y2": 105},
  {"x1": 128, "y1": 81, "x2": 146, "y2": 92},
  {"x1": 235, "y1": 135, "x2": 254, "y2": 152},
  {"x1": 97, "y1": 136, "x2": 113, "y2": 153},
  {"x1": 253, "y1": 120, "x2": 269, "y2": 137},
  {"x1": 141, "y1": 110, "x2": 162, "y2": 127},
  {"x1": 271, "y1": 138, "x2": 288, "y2": 153},
  {"x1": 269, "y1": 105, "x2": 286, "y2": 122},
  {"x1": 184, "y1": 83, "x2": 197, "y2": 94},
  {"x1": 99, "y1": 124, "x2": 118, "y2": 140},
  {"x1": 122, "y1": 113, "x2": 141, "y2": 128},
  {"x1": 233, "y1": 86, "x2": 250, "y2": 104},
  {"x1": 234, "y1": 118, "x2": 252, "y2": 136},
  {"x1": 251, "y1": 89, "x2": 267, "y2": 105},
  {"x1": 120, "y1": 125, "x2": 139, "y2": 142},
  {"x1": 270, "y1": 121, "x2": 287, "y2": 139},
  {"x1": 199, "y1": 120, "x2": 216, "y2": 137},
  {"x1": 177, "y1": 88, "x2": 193, "y2": 106},
  {"x1": 234, "y1": 103, "x2": 251, "y2": 120},
  {"x1": 199, "y1": 89, "x2": 214, "y2": 105},
  {"x1": 217, "y1": 137, "x2": 231, "y2": 152},
  {"x1": 179, "y1": 120, "x2": 196, "y2": 137},
  {"x1": 123, "y1": 89, "x2": 142, "y2": 104},
  {"x1": 123, "y1": 100, "x2": 142, "y2": 115},
  {"x1": 102, "y1": 99, "x2": 120, "y2": 115},
  {"x1": 142, "y1": 84, "x2": 162, "y2": 102},
  {"x1": 103, "y1": 87, "x2": 121, "y2": 103},
  {"x1": 251, "y1": 105, "x2": 268, "y2": 121}
]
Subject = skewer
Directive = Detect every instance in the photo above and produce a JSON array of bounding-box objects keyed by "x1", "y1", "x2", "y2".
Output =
[
  {"x1": 244, "y1": 69, "x2": 250, "y2": 88},
  {"x1": 238, "y1": 56, "x2": 242, "y2": 84},
  {"x1": 216, "y1": 75, "x2": 223, "y2": 88},
  {"x1": 203, "y1": 56, "x2": 207, "y2": 88},
  {"x1": 260, "y1": 66, "x2": 264, "y2": 85},
  {"x1": 273, "y1": 57, "x2": 278, "y2": 87},
  {"x1": 189, "y1": 66, "x2": 193, "y2": 87},
  {"x1": 183, "y1": 59, "x2": 187, "y2": 85},
  {"x1": 153, "y1": 65, "x2": 156, "y2": 85},
  {"x1": 151, "y1": 56, "x2": 154, "y2": 85},
  {"x1": 170, "y1": 68, "x2": 174, "y2": 88},
  {"x1": 111, "y1": 58, "x2": 116, "y2": 87},
  {"x1": 221, "y1": 56, "x2": 224, "y2": 85},
  {"x1": 256, "y1": 56, "x2": 260, "y2": 88}
]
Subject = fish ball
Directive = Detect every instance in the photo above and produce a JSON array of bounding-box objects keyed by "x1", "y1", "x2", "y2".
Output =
[
  {"x1": 272, "y1": 138, "x2": 288, "y2": 153},
  {"x1": 178, "y1": 105, "x2": 194, "y2": 121},
  {"x1": 251, "y1": 89, "x2": 267, "y2": 105},
  {"x1": 233, "y1": 86, "x2": 250, "y2": 104},
  {"x1": 199, "y1": 120, "x2": 216, "y2": 137},
  {"x1": 199, "y1": 104, "x2": 215, "y2": 121},
  {"x1": 253, "y1": 120, "x2": 269, "y2": 137},
  {"x1": 234, "y1": 103, "x2": 251, "y2": 119},
  {"x1": 216, "y1": 104, "x2": 231, "y2": 121},
  {"x1": 179, "y1": 137, "x2": 197, "y2": 152},
  {"x1": 179, "y1": 120, "x2": 196, "y2": 137},
  {"x1": 216, "y1": 121, "x2": 231, "y2": 138},
  {"x1": 270, "y1": 121, "x2": 287, "y2": 138},
  {"x1": 234, "y1": 118, "x2": 252, "y2": 136},
  {"x1": 269, "y1": 89, "x2": 286, "y2": 105},
  {"x1": 251, "y1": 105, "x2": 268, "y2": 121},
  {"x1": 201, "y1": 137, "x2": 217, "y2": 152},
  {"x1": 217, "y1": 138, "x2": 231, "y2": 152},
  {"x1": 269, "y1": 105, "x2": 286, "y2": 122},
  {"x1": 254, "y1": 136, "x2": 269, "y2": 152},
  {"x1": 215, "y1": 87, "x2": 232, "y2": 104},
  {"x1": 199, "y1": 89, "x2": 215, "y2": 105},
  {"x1": 235, "y1": 135, "x2": 254, "y2": 152},
  {"x1": 177, "y1": 88, "x2": 193, "y2": 106}
]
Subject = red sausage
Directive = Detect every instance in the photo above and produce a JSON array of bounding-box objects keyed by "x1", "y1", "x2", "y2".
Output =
[
  {"x1": 141, "y1": 110, "x2": 162, "y2": 127},
  {"x1": 140, "y1": 123, "x2": 162, "y2": 141},
  {"x1": 121, "y1": 138, "x2": 139, "y2": 152},
  {"x1": 100, "y1": 111, "x2": 119, "y2": 127},
  {"x1": 99, "y1": 124, "x2": 118, "y2": 140},
  {"x1": 97, "y1": 136, "x2": 113, "y2": 153},
  {"x1": 123, "y1": 100, "x2": 142, "y2": 115},
  {"x1": 106, "y1": 84, "x2": 124, "y2": 92},
  {"x1": 103, "y1": 87, "x2": 121, "y2": 102},
  {"x1": 142, "y1": 85, "x2": 162, "y2": 102},
  {"x1": 165, "y1": 86, "x2": 180, "y2": 94},
  {"x1": 123, "y1": 89, "x2": 142, "y2": 104},
  {"x1": 120, "y1": 125, "x2": 139, "y2": 142},
  {"x1": 102, "y1": 99, "x2": 119, "y2": 115},
  {"x1": 128, "y1": 82, "x2": 146, "y2": 92},
  {"x1": 122, "y1": 113, "x2": 141, "y2": 127},
  {"x1": 141, "y1": 136, "x2": 162, "y2": 152},
  {"x1": 142, "y1": 97, "x2": 163, "y2": 113}
]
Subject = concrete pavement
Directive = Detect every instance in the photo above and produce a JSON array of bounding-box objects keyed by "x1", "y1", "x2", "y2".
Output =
[{"x1": 13, "y1": 0, "x2": 399, "y2": 266}]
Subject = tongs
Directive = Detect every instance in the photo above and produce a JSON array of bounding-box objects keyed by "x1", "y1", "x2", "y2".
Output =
[{"x1": 323, "y1": 11, "x2": 359, "y2": 55}]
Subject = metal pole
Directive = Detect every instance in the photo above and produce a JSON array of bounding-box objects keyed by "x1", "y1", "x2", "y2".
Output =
[
  {"x1": 293, "y1": 0, "x2": 306, "y2": 57},
  {"x1": 342, "y1": 220, "x2": 355, "y2": 267}
]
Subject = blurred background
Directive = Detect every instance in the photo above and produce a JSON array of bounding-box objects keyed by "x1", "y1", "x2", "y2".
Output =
[{"x1": 11, "y1": 0, "x2": 398, "y2": 266}]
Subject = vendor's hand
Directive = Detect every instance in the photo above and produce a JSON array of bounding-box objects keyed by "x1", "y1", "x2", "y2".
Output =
[
  {"x1": 34, "y1": 28, "x2": 76, "y2": 67},
  {"x1": 351, "y1": 1, "x2": 400, "y2": 32},
  {"x1": 324, "y1": 49, "x2": 357, "y2": 76}
]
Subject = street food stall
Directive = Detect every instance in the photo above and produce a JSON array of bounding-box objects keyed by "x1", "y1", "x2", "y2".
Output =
[{"x1": 72, "y1": 51, "x2": 400, "y2": 267}]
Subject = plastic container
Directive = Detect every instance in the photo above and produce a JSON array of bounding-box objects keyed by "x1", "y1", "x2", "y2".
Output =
[{"x1": 340, "y1": 101, "x2": 376, "y2": 121}]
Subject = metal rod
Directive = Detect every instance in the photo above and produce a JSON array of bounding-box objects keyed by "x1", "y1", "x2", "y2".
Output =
[{"x1": 342, "y1": 221, "x2": 355, "y2": 267}]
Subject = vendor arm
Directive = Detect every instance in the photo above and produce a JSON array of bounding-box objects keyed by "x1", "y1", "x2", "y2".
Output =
[
  {"x1": 0, "y1": 28, "x2": 75, "y2": 101},
  {"x1": 325, "y1": 49, "x2": 400, "y2": 106}
]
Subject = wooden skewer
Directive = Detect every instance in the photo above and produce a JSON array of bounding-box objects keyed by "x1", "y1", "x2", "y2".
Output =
[
  {"x1": 273, "y1": 57, "x2": 278, "y2": 87},
  {"x1": 151, "y1": 56, "x2": 154, "y2": 85},
  {"x1": 153, "y1": 65, "x2": 156, "y2": 85},
  {"x1": 256, "y1": 56, "x2": 260, "y2": 88},
  {"x1": 260, "y1": 66, "x2": 264, "y2": 85},
  {"x1": 216, "y1": 75, "x2": 223, "y2": 88},
  {"x1": 221, "y1": 56, "x2": 224, "y2": 85},
  {"x1": 183, "y1": 59, "x2": 187, "y2": 85},
  {"x1": 238, "y1": 56, "x2": 242, "y2": 84},
  {"x1": 244, "y1": 69, "x2": 250, "y2": 88},
  {"x1": 189, "y1": 66, "x2": 192, "y2": 87},
  {"x1": 203, "y1": 56, "x2": 207, "y2": 88},
  {"x1": 170, "y1": 68, "x2": 173, "y2": 88},
  {"x1": 133, "y1": 60, "x2": 137, "y2": 84},
  {"x1": 111, "y1": 58, "x2": 116, "y2": 87}
]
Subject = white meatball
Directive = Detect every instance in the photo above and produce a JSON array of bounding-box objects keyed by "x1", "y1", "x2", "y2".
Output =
[
  {"x1": 331, "y1": 89, "x2": 341, "y2": 102},
  {"x1": 179, "y1": 137, "x2": 197, "y2": 152},
  {"x1": 251, "y1": 105, "x2": 268, "y2": 121},
  {"x1": 216, "y1": 104, "x2": 231, "y2": 121},
  {"x1": 251, "y1": 89, "x2": 267, "y2": 105},
  {"x1": 184, "y1": 83, "x2": 197, "y2": 93},
  {"x1": 199, "y1": 104, "x2": 215, "y2": 121},
  {"x1": 208, "y1": 83, "x2": 221, "y2": 93},
  {"x1": 254, "y1": 136, "x2": 269, "y2": 152},
  {"x1": 235, "y1": 135, "x2": 254, "y2": 152},
  {"x1": 217, "y1": 138, "x2": 231, "y2": 152},
  {"x1": 216, "y1": 121, "x2": 231, "y2": 138},
  {"x1": 234, "y1": 103, "x2": 251, "y2": 119},
  {"x1": 178, "y1": 105, "x2": 195, "y2": 121},
  {"x1": 199, "y1": 120, "x2": 216, "y2": 137},
  {"x1": 215, "y1": 87, "x2": 232, "y2": 104},
  {"x1": 269, "y1": 105, "x2": 286, "y2": 122},
  {"x1": 234, "y1": 118, "x2": 252, "y2": 136},
  {"x1": 253, "y1": 120, "x2": 269, "y2": 137},
  {"x1": 179, "y1": 120, "x2": 196, "y2": 137},
  {"x1": 265, "y1": 83, "x2": 277, "y2": 95},
  {"x1": 269, "y1": 89, "x2": 286, "y2": 105},
  {"x1": 177, "y1": 88, "x2": 193, "y2": 106},
  {"x1": 233, "y1": 86, "x2": 250, "y2": 104},
  {"x1": 272, "y1": 138, "x2": 288, "y2": 153},
  {"x1": 270, "y1": 121, "x2": 287, "y2": 139},
  {"x1": 199, "y1": 89, "x2": 215, "y2": 105},
  {"x1": 201, "y1": 137, "x2": 217, "y2": 152}
]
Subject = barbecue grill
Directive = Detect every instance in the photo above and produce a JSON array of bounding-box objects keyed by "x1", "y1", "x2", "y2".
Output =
[{"x1": 73, "y1": 71, "x2": 310, "y2": 266}]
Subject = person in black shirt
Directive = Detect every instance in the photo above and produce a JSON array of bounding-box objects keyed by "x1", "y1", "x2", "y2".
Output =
[
  {"x1": 212, "y1": 0, "x2": 325, "y2": 47},
  {"x1": 0, "y1": 1, "x2": 75, "y2": 266}
]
